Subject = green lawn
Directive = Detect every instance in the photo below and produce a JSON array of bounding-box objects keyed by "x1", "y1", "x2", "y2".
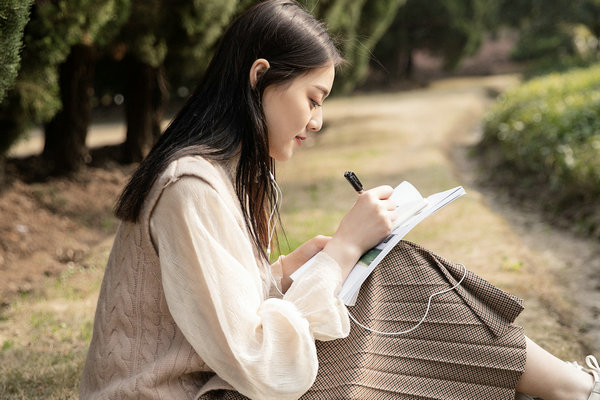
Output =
[{"x1": 1, "y1": 76, "x2": 590, "y2": 398}]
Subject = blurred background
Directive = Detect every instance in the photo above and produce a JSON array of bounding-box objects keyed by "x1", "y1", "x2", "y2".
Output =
[
  {"x1": 2, "y1": 0, "x2": 599, "y2": 173},
  {"x1": 1, "y1": 0, "x2": 600, "y2": 398}
]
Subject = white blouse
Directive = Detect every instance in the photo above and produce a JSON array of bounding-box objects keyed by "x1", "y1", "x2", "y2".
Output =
[{"x1": 149, "y1": 175, "x2": 350, "y2": 400}]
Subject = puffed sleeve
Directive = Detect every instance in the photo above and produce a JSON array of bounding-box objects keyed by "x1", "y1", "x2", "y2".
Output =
[{"x1": 150, "y1": 176, "x2": 349, "y2": 400}]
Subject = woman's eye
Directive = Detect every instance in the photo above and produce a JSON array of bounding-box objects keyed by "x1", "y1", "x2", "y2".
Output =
[{"x1": 310, "y1": 99, "x2": 322, "y2": 108}]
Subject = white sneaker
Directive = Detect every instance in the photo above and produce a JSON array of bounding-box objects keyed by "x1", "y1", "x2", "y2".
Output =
[{"x1": 569, "y1": 355, "x2": 600, "y2": 400}]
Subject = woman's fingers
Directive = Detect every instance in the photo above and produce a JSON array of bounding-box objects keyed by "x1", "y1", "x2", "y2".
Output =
[
  {"x1": 359, "y1": 188, "x2": 397, "y2": 225},
  {"x1": 348, "y1": 188, "x2": 396, "y2": 243},
  {"x1": 383, "y1": 199, "x2": 397, "y2": 211},
  {"x1": 285, "y1": 235, "x2": 331, "y2": 267},
  {"x1": 301, "y1": 235, "x2": 331, "y2": 257},
  {"x1": 323, "y1": 185, "x2": 400, "y2": 275},
  {"x1": 280, "y1": 235, "x2": 333, "y2": 292},
  {"x1": 360, "y1": 185, "x2": 394, "y2": 200}
]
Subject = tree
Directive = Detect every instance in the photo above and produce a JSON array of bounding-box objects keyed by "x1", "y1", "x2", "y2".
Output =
[
  {"x1": 372, "y1": 0, "x2": 492, "y2": 82},
  {"x1": 1, "y1": 0, "x2": 414, "y2": 180},
  {"x1": 0, "y1": 2, "x2": 69, "y2": 159},
  {"x1": 334, "y1": 0, "x2": 407, "y2": 93},
  {"x1": 0, "y1": 0, "x2": 131, "y2": 175},
  {"x1": 118, "y1": 0, "x2": 240, "y2": 163},
  {"x1": 299, "y1": 0, "x2": 406, "y2": 93},
  {"x1": 503, "y1": 0, "x2": 579, "y2": 62},
  {"x1": 42, "y1": 42, "x2": 98, "y2": 173},
  {"x1": 493, "y1": 0, "x2": 600, "y2": 66},
  {"x1": 164, "y1": 0, "x2": 247, "y2": 89},
  {"x1": 42, "y1": 0, "x2": 131, "y2": 174},
  {"x1": 567, "y1": 0, "x2": 600, "y2": 59},
  {"x1": 0, "y1": 0, "x2": 34, "y2": 103}
]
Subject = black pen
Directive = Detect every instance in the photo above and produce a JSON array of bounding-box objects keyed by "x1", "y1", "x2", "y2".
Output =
[{"x1": 344, "y1": 171, "x2": 363, "y2": 194}]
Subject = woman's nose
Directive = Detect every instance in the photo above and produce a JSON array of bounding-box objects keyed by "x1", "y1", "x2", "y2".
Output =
[{"x1": 308, "y1": 110, "x2": 323, "y2": 132}]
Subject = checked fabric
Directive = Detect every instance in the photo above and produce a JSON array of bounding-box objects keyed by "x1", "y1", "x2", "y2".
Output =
[{"x1": 200, "y1": 240, "x2": 527, "y2": 400}]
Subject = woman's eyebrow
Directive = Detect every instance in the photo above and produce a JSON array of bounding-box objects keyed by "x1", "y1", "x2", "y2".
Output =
[{"x1": 314, "y1": 85, "x2": 330, "y2": 98}]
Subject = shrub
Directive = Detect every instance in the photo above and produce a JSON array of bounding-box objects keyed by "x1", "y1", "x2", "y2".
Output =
[
  {"x1": 0, "y1": 0, "x2": 33, "y2": 103},
  {"x1": 479, "y1": 64, "x2": 600, "y2": 236}
]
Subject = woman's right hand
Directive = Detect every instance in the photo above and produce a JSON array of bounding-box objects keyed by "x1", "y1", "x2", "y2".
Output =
[{"x1": 323, "y1": 185, "x2": 397, "y2": 279}]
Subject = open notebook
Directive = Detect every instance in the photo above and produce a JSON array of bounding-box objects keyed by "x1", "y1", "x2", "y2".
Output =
[{"x1": 291, "y1": 182, "x2": 465, "y2": 306}]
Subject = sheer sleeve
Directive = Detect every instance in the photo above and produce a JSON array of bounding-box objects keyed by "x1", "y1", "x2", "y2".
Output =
[{"x1": 150, "y1": 176, "x2": 349, "y2": 399}]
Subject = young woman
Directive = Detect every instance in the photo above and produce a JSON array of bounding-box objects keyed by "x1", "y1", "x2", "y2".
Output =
[{"x1": 79, "y1": 1, "x2": 599, "y2": 399}]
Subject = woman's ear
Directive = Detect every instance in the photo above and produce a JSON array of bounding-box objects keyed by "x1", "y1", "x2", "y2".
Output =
[{"x1": 249, "y1": 58, "x2": 271, "y2": 89}]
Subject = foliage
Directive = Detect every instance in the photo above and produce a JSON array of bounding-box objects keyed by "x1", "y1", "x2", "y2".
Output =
[
  {"x1": 98, "y1": 0, "x2": 405, "y2": 109},
  {"x1": 521, "y1": 51, "x2": 598, "y2": 81},
  {"x1": 110, "y1": 0, "x2": 243, "y2": 163},
  {"x1": 495, "y1": 0, "x2": 575, "y2": 59},
  {"x1": 299, "y1": 0, "x2": 406, "y2": 93},
  {"x1": 162, "y1": 0, "x2": 406, "y2": 94},
  {"x1": 0, "y1": 0, "x2": 131, "y2": 154},
  {"x1": 372, "y1": 0, "x2": 493, "y2": 81},
  {"x1": 95, "y1": 0, "x2": 242, "y2": 109},
  {"x1": 577, "y1": 0, "x2": 600, "y2": 42},
  {"x1": 480, "y1": 64, "x2": 600, "y2": 235},
  {"x1": 494, "y1": 0, "x2": 600, "y2": 76},
  {"x1": 163, "y1": 0, "x2": 241, "y2": 88},
  {"x1": 336, "y1": 0, "x2": 407, "y2": 93},
  {"x1": 0, "y1": 0, "x2": 33, "y2": 103},
  {"x1": 2, "y1": 0, "x2": 505, "y2": 161}
]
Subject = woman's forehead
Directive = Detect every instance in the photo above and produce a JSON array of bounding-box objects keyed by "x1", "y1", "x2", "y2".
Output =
[{"x1": 296, "y1": 65, "x2": 335, "y2": 92}]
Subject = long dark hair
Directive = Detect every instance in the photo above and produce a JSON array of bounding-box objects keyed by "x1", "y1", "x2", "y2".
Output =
[{"x1": 114, "y1": 0, "x2": 343, "y2": 258}]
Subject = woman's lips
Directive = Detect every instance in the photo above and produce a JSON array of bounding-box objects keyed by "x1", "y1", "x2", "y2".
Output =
[{"x1": 295, "y1": 136, "x2": 306, "y2": 146}]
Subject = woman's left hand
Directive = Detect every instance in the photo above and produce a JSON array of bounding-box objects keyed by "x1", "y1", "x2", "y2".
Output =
[{"x1": 279, "y1": 235, "x2": 330, "y2": 292}]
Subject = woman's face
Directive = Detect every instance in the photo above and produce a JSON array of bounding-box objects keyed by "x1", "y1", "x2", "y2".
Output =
[{"x1": 262, "y1": 65, "x2": 335, "y2": 161}]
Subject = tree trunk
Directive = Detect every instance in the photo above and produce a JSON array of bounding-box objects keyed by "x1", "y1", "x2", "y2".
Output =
[
  {"x1": 391, "y1": 48, "x2": 413, "y2": 81},
  {"x1": 43, "y1": 44, "x2": 95, "y2": 175},
  {"x1": 403, "y1": 49, "x2": 414, "y2": 78},
  {"x1": 122, "y1": 57, "x2": 168, "y2": 163},
  {"x1": 0, "y1": 154, "x2": 5, "y2": 189},
  {"x1": 392, "y1": 18, "x2": 413, "y2": 81},
  {"x1": 595, "y1": 24, "x2": 600, "y2": 60}
]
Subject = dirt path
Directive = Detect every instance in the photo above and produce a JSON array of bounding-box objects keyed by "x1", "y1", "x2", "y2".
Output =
[
  {"x1": 276, "y1": 74, "x2": 599, "y2": 360},
  {"x1": 445, "y1": 79, "x2": 600, "y2": 356},
  {"x1": 420, "y1": 76, "x2": 600, "y2": 356},
  {"x1": 2, "y1": 74, "x2": 598, "y2": 364}
]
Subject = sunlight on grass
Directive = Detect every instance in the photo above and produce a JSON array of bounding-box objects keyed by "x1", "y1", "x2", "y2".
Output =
[
  {"x1": 1, "y1": 76, "x2": 587, "y2": 397},
  {"x1": 0, "y1": 250, "x2": 105, "y2": 399}
]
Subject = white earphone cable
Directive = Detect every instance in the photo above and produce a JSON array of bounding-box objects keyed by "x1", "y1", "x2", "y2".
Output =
[
  {"x1": 265, "y1": 173, "x2": 468, "y2": 334},
  {"x1": 347, "y1": 263, "x2": 467, "y2": 335},
  {"x1": 267, "y1": 172, "x2": 285, "y2": 297}
]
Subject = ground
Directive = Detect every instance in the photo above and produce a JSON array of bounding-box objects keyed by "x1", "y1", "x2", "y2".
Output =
[
  {"x1": 1, "y1": 74, "x2": 599, "y2": 398},
  {"x1": 0, "y1": 160, "x2": 132, "y2": 306}
]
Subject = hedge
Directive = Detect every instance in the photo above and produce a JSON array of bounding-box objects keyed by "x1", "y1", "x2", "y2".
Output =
[
  {"x1": 479, "y1": 64, "x2": 600, "y2": 235},
  {"x1": 0, "y1": 0, "x2": 33, "y2": 103}
]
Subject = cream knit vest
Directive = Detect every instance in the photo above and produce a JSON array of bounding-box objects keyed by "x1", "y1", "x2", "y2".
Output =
[{"x1": 80, "y1": 156, "x2": 261, "y2": 399}]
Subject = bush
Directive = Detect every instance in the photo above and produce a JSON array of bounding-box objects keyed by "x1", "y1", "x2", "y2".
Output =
[
  {"x1": 479, "y1": 64, "x2": 600, "y2": 236},
  {"x1": 0, "y1": 0, "x2": 33, "y2": 103}
]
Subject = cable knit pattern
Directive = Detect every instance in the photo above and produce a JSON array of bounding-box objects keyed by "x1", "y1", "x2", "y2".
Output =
[{"x1": 80, "y1": 156, "x2": 349, "y2": 400}]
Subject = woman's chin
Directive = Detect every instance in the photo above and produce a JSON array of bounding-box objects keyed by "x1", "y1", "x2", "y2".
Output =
[{"x1": 270, "y1": 149, "x2": 294, "y2": 162}]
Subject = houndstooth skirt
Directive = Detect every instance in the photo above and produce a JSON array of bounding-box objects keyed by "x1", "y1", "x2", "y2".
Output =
[{"x1": 200, "y1": 240, "x2": 527, "y2": 400}]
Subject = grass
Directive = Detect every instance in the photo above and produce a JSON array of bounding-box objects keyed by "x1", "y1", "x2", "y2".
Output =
[
  {"x1": 480, "y1": 64, "x2": 600, "y2": 238},
  {"x1": 0, "y1": 76, "x2": 591, "y2": 397},
  {"x1": 0, "y1": 248, "x2": 107, "y2": 399}
]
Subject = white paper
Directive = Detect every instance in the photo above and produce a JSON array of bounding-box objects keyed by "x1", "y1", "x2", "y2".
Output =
[
  {"x1": 338, "y1": 183, "x2": 465, "y2": 305},
  {"x1": 291, "y1": 182, "x2": 465, "y2": 307}
]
